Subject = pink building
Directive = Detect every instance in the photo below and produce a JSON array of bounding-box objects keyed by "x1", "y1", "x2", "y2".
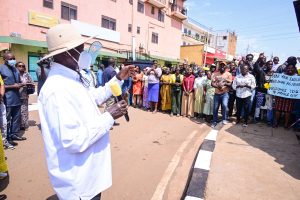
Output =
[{"x1": 0, "y1": 0, "x2": 187, "y2": 80}]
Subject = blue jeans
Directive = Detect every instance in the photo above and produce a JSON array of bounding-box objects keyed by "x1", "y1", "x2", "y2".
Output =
[{"x1": 213, "y1": 93, "x2": 229, "y2": 123}]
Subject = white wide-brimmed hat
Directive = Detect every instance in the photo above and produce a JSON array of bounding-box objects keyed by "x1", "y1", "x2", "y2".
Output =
[{"x1": 39, "y1": 24, "x2": 92, "y2": 62}]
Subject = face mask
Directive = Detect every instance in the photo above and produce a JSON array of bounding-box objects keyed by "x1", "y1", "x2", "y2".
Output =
[
  {"x1": 7, "y1": 60, "x2": 16, "y2": 67},
  {"x1": 66, "y1": 50, "x2": 92, "y2": 71}
]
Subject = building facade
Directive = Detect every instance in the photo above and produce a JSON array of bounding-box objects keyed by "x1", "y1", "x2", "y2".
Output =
[{"x1": 0, "y1": 0, "x2": 187, "y2": 80}]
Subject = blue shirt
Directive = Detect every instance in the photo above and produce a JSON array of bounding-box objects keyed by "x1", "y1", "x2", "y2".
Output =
[
  {"x1": 97, "y1": 69, "x2": 103, "y2": 87},
  {"x1": 102, "y1": 66, "x2": 117, "y2": 85},
  {"x1": 122, "y1": 77, "x2": 132, "y2": 95},
  {"x1": 0, "y1": 64, "x2": 21, "y2": 106}
]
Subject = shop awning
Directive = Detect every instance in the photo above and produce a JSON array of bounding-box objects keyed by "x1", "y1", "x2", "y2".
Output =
[
  {"x1": 150, "y1": 54, "x2": 180, "y2": 63},
  {"x1": 99, "y1": 50, "x2": 127, "y2": 59},
  {"x1": 0, "y1": 36, "x2": 47, "y2": 48}
]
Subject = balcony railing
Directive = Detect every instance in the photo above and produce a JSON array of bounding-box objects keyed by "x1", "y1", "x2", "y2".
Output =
[
  {"x1": 171, "y1": 4, "x2": 187, "y2": 18},
  {"x1": 146, "y1": 0, "x2": 166, "y2": 8}
]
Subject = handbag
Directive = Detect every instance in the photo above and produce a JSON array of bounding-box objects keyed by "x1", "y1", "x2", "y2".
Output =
[{"x1": 26, "y1": 84, "x2": 35, "y2": 95}]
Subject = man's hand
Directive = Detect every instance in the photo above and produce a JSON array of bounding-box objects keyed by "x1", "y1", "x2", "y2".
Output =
[
  {"x1": 107, "y1": 100, "x2": 128, "y2": 120},
  {"x1": 116, "y1": 65, "x2": 135, "y2": 80}
]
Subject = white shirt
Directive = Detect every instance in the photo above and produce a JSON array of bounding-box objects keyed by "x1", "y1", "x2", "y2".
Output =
[
  {"x1": 193, "y1": 76, "x2": 207, "y2": 89},
  {"x1": 38, "y1": 62, "x2": 122, "y2": 200},
  {"x1": 232, "y1": 73, "x2": 256, "y2": 98},
  {"x1": 272, "y1": 63, "x2": 280, "y2": 72}
]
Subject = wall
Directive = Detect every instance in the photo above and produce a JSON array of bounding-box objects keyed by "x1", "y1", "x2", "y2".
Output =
[
  {"x1": 227, "y1": 32, "x2": 237, "y2": 56},
  {"x1": 180, "y1": 45, "x2": 204, "y2": 65}
]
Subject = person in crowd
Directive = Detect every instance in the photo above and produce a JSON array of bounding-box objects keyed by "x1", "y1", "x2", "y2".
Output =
[
  {"x1": 38, "y1": 24, "x2": 134, "y2": 199},
  {"x1": 293, "y1": 99, "x2": 300, "y2": 132},
  {"x1": 271, "y1": 57, "x2": 280, "y2": 72},
  {"x1": 253, "y1": 56, "x2": 267, "y2": 123},
  {"x1": 16, "y1": 62, "x2": 34, "y2": 131},
  {"x1": 102, "y1": 58, "x2": 119, "y2": 125},
  {"x1": 36, "y1": 58, "x2": 50, "y2": 95},
  {"x1": 211, "y1": 62, "x2": 232, "y2": 127},
  {"x1": 0, "y1": 52, "x2": 26, "y2": 147},
  {"x1": 273, "y1": 64, "x2": 298, "y2": 128},
  {"x1": 264, "y1": 60, "x2": 274, "y2": 125},
  {"x1": 142, "y1": 68, "x2": 149, "y2": 110},
  {"x1": 90, "y1": 65, "x2": 98, "y2": 88},
  {"x1": 170, "y1": 67, "x2": 183, "y2": 117},
  {"x1": 245, "y1": 54, "x2": 254, "y2": 73},
  {"x1": 121, "y1": 74, "x2": 132, "y2": 106},
  {"x1": 203, "y1": 70, "x2": 215, "y2": 123},
  {"x1": 147, "y1": 60, "x2": 162, "y2": 114},
  {"x1": 0, "y1": 75, "x2": 10, "y2": 150},
  {"x1": 210, "y1": 64, "x2": 217, "y2": 73},
  {"x1": 0, "y1": 130, "x2": 8, "y2": 199},
  {"x1": 160, "y1": 68, "x2": 172, "y2": 113},
  {"x1": 181, "y1": 67, "x2": 195, "y2": 118},
  {"x1": 193, "y1": 69, "x2": 206, "y2": 118},
  {"x1": 276, "y1": 56, "x2": 297, "y2": 74},
  {"x1": 97, "y1": 63, "x2": 104, "y2": 87},
  {"x1": 228, "y1": 62, "x2": 237, "y2": 118},
  {"x1": 132, "y1": 66, "x2": 143, "y2": 108},
  {"x1": 232, "y1": 64, "x2": 256, "y2": 127}
]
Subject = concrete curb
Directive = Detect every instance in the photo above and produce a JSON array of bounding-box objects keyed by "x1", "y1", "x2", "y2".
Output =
[{"x1": 183, "y1": 129, "x2": 219, "y2": 200}]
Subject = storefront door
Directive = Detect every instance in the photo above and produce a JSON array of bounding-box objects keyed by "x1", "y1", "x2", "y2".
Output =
[{"x1": 28, "y1": 55, "x2": 39, "y2": 81}]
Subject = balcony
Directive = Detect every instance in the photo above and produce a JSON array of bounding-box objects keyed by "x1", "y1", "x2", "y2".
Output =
[
  {"x1": 171, "y1": 4, "x2": 187, "y2": 20},
  {"x1": 145, "y1": 0, "x2": 166, "y2": 8}
]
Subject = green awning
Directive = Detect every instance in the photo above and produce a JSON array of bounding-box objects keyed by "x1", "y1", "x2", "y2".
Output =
[
  {"x1": 150, "y1": 54, "x2": 180, "y2": 63},
  {"x1": 99, "y1": 51, "x2": 127, "y2": 59},
  {"x1": 0, "y1": 36, "x2": 47, "y2": 48}
]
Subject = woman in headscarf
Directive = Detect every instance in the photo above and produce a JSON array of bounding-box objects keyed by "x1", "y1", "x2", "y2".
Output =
[
  {"x1": 160, "y1": 68, "x2": 172, "y2": 112},
  {"x1": 193, "y1": 69, "x2": 206, "y2": 118},
  {"x1": 203, "y1": 70, "x2": 215, "y2": 122},
  {"x1": 16, "y1": 61, "x2": 34, "y2": 130},
  {"x1": 274, "y1": 64, "x2": 298, "y2": 128}
]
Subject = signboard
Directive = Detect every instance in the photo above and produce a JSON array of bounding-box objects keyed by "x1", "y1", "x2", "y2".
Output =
[
  {"x1": 28, "y1": 11, "x2": 59, "y2": 28},
  {"x1": 268, "y1": 73, "x2": 300, "y2": 99}
]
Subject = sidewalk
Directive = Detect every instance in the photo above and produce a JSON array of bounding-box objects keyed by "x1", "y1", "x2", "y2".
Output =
[{"x1": 205, "y1": 123, "x2": 300, "y2": 200}]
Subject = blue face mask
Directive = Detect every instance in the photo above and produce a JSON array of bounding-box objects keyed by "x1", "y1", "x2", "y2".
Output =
[{"x1": 7, "y1": 60, "x2": 16, "y2": 67}]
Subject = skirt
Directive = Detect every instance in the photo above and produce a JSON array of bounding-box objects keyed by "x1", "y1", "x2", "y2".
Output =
[
  {"x1": 148, "y1": 83, "x2": 160, "y2": 103},
  {"x1": 143, "y1": 86, "x2": 149, "y2": 108},
  {"x1": 274, "y1": 96, "x2": 294, "y2": 112}
]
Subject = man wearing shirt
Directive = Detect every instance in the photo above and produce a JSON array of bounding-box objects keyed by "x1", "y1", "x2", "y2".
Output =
[
  {"x1": 211, "y1": 62, "x2": 232, "y2": 127},
  {"x1": 232, "y1": 64, "x2": 256, "y2": 127},
  {"x1": 38, "y1": 24, "x2": 134, "y2": 200},
  {"x1": 271, "y1": 57, "x2": 280, "y2": 72}
]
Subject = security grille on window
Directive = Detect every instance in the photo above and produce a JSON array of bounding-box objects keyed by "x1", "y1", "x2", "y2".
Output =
[
  {"x1": 151, "y1": 32, "x2": 158, "y2": 44},
  {"x1": 151, "y1": 6, "x2": 155, "y2": 14},
  {"x1": 101, "y1": 15, "x2": 116, "y2": 31},
  {"x1": 137, "y1": 1, "x2": 144, "y2": 13},
  {"x1": 137, "y1": 26, "x2": 141, "y2": 34},
  {"x1": 43, "y1": 0, "x2": 53, "y2": 9},
  {"x1": 158, "y1": 10, "x2": 164, "y2": 22},
  {"x1": 128, "y1": 24, "x2": 132, "y2": 32},
  {"x1": 61, "y1": 2, "x2": 77, "y2": 20}
]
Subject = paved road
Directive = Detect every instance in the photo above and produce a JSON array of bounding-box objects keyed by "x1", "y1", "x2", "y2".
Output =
[{"x1": 2, "y1": 95, "x2": 209, "y2": 200}]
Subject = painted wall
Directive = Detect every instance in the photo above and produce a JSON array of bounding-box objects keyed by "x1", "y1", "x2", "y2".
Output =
[
  {"x1": 0, "y1": 0, "x2": 185, "y2": 60},
  {"x1": 180, "y1": 45, "x2": 204, "y2": 65}
]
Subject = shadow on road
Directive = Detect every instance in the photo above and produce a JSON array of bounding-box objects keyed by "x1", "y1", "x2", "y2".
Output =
[
  {"x1": 0, "y1": 175, "x2": 9, "y2": 192},
  {"x1": 225, "y1": 123, "x2": 300, "y2": 180}
]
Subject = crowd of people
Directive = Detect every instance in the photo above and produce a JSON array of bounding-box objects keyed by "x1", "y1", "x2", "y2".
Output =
[{"x1": 91, "y1": 54, "x2": 300, "y2": 131}]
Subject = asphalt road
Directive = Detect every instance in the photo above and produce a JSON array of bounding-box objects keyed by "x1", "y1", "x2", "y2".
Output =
[{"x1": 2, "y1": 95, "x2": 209, "y2": 200}]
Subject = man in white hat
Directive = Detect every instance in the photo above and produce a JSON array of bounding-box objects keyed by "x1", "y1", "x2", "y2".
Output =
[{"x1": 38, "y1": 24, "x2": 135, "y2": 200}]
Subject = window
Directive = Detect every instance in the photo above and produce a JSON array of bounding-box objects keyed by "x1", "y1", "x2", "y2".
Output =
[
  {"x1": 223, "y1": 36, "x2": 227, "y2": 40},
  {"x1": 61, "y1": 2, "x2": 77, "y2": 20},
  {"x1": 151, "y1": 32, "x2": 158, "y2": 44},
  {"x1": 188, "y1": 30, "x2": 191, "y2": 35},
  {"x1": 137, "y1": 26, "x2": 140, "y2": 34},
  {"x1": 195, "y1": 33, "x2": 200, "y2": 39},
  {"x1": 151, "y1": 6, "x2": 155, "y2": 14},
  {"x1": 183, "y1": 41, "x2": 186, "y2": 46},
  {"x1": 137, "y1": 1, "x2": 144, "y2": 13},
  {"x1": 184, "y1": 28, "x2": 187, "y2": 34},
  {"x1": 129, "y1": 0, "x2": 133, "y2": 4},
  {"x1": 158, "y1": 10, "x2": 164, "y2": 22},
  {"x1": 128, "y1": 24, "x2": 132, "y2": 32},
  {"x1": 101, "y1": 15, "x2": 116, "y2": 31},
  {"x1": 43, "y1": 0, "x2": 53, "y2": 9}
]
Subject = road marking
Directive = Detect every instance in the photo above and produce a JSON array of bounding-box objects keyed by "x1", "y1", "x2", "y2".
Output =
[
  {"x1": 185, "y1": 196, "x2": 203, "y2": 200},
  {"x1": 205, "y1": 130, "x2": 218, "y2": 141},
  {"x1": 194, "y1": 150, "x2": 213, "y2": 170},
  {"x1": 150, "y1": 129, "x2": 199, "y2": 200}
]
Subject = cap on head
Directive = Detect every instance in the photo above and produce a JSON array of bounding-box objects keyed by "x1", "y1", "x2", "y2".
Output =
[{"x1": 39, "y1": 24, "x2": 91, "y2": 62}]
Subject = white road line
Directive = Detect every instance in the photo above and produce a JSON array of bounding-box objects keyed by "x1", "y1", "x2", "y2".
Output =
[
  {"x1": 185, "y1": 196, "x2": 204, "y2": 200},
  {"x1": 194, "y1": 150, "x2": 213, "y2": 170},
  {"x1": 205, "y1": 129, "x2": 218, "y2": 141},
  {"x1": 150, "y1": 130, "x2": 199, "y2": 200}
]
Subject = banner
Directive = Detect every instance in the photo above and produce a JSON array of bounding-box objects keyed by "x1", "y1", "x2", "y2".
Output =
[{"x1": 268, "y1": 73, "x2": 300, "y2": 99}]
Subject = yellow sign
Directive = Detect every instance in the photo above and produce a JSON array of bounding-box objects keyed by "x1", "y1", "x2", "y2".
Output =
[{"x1": 28, "y1": 11, "x2": 59, "y2": 28}]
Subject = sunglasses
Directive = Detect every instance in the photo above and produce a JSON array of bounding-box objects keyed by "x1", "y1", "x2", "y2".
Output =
[{"x1": 17, "y1": 65, "x2": 25, "y2": 68}]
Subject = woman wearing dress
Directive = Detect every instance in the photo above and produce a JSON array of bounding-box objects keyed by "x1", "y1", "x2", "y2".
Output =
[
  {"x1": 193, "y1": 70, "x2": 207, "y2": 118},
  {"x1": 142, "y1": 68, "x2": 149, "y2": 110},
  {"x1": 147, "y1": 60, "x2": 162, "y2": 113},
  {"x1": 203, "y1": 71, "x2": 215, "y2": 123},
  {"x1": 16, "y1": 62, "x2": 34, "y2": 130},
  {"x1": 132, "y1": 66, "x2": 143, "y2": 108},
  {"x1": 160, "y1": 68, "x2": 172, "y2": 112}
]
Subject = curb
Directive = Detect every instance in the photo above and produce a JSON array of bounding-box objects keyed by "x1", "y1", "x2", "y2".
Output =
[{"x1": 182, "y1": 129, "x2": 219, "y2": 200}]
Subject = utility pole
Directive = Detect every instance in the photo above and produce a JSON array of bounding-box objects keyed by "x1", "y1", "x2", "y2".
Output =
[
  {"x1": 203, "y1": 28, "x2": 212, "y2": 67},
  {"x1": 131, "y1": 0, "x2": 136, "y2": 61}
]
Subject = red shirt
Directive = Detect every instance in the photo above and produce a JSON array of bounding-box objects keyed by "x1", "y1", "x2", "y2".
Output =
[{"x1": 183, "y1": 74, "x2": 195, "y2": 92}]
